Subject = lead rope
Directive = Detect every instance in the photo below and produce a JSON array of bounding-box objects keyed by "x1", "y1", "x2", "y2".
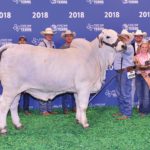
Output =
[{"x1": 88, "y1": 74, "x2": 117, "y2": 104}]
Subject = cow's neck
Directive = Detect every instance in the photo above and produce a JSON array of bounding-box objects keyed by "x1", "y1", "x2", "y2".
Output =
[
  {"x1": 91, "y1": 38, "x2": 116, "y2": 78},
  {"x1": 92, "y1": 38, "x2": 116, "y2": 84},
  {"x1": 91, "y1": 38, "x2": 116, "y2": 65}
]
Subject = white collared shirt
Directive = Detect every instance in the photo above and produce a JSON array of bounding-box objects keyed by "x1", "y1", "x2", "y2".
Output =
[{"x1": 38, "y1": 39, "x2": 55, "y2": 48}]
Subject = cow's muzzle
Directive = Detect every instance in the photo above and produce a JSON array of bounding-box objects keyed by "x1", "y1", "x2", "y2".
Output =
[
  {"x1": 102, "y1": 38, "x2": 122, "y2": 49},
  {"x1": 97, "y1": 36, "x2": 120, "y2": 49}
]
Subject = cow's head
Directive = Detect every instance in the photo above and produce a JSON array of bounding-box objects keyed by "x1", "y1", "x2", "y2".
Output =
[{"x1": 97, "y1": 29, "x2": 127, "y2": 51}]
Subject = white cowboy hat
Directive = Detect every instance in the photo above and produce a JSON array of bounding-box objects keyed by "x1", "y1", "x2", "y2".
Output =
[
  {"x1": 61, "y1": 30, "x2": 76, "y2": 39},
  {"x1": 134, "y1": 29, "x2": 147, "y2": 37},
  {"x1": 40, "y1": 27, "x2": 56, "y2": 35},
  {"x1": 119, "y1": 29, "x2": 134, "y2": 42}
]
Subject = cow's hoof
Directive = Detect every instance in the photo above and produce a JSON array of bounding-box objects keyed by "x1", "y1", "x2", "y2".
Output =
[
  {"x1": 76, "y1": 119, "x2": 80, "y2": 124},
  {"x1": 14, "y1": 125, "x2": 24, "y2": 130},
  {"x1": 0, "y1": 132, "x2": 7, "y2": 136},
  {"x1": 0, "y1": 127, "x2": 7, "y2": 136},
  {"x1": 82, "y1": 123, "x2": 89, "y2": 128}
]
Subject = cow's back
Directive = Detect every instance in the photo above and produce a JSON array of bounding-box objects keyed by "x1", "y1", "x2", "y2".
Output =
[{"x1": 0, "y1": 44, "x2": 95, "y2": 93}]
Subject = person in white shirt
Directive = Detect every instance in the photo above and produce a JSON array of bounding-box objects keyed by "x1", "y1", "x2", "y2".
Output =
[
  {"x1": 39, "y1": 27, "x2": 56, "y2": 48},
  {"x1": 38, "y1": 27, "x2": 57, "y2": 116}
]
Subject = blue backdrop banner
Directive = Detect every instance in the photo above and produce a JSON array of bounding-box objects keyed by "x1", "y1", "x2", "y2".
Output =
[{"x1": 0, "y1": 0, "x2": 149, "y2": 109}]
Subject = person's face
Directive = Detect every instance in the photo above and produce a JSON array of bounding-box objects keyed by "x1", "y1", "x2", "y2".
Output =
[
  {"x1": 65, "y1": 34, "x2": 74, "y2": 44},
  {"x1": 44, "y1": 34, "x2": 53, "y2": 41},
  {"x1": 120, "y1": 35, "x2": 130, "y2": 44},
  {"x1": 18, "y1": 38, "x2": 27, "y2": 44},
  {"x1": 140, "y1": 43, "x2": 149, "y2": 54},
  {"x1": 134, "y1": 35, "x2": 143, "y2": 43}
]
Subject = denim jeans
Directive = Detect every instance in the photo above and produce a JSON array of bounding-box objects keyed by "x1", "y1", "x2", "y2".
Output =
[
  {"x1": 39, "y1": 100, "x2": 52, "y2": 113},
  {"x1": 136, "y1": 74, "x2": 150, "y2": 114},
  {"x1": 115, "y1": 71, "x2": 132, "y2": 117},
  {"x1": 62, "y1": 93, "x2": 75, "y2": 111},
  {"x1": 22, "y1": 93, "x2": 30, "y2": 111}
]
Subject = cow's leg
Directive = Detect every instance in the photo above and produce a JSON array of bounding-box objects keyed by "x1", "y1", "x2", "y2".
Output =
[
  {"x1": 0, "y1": 94, "x2": 15, "y2": 135},
  {"x1": 74, "y1": 93, "x2": 80, "y2": 124},
  {"x1": 77, "y1": 91, "x2": 90, "y2": 128},
  {"x1": 10, "y1": 94, "x2": 23, "y2": 130}
]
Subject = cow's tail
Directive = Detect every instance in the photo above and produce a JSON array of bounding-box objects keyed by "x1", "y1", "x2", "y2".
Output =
[
  {"x1": 0, "y1": 44, "x2": 16, "y2": 81},
  {"x1": 0, "y1": 44, "x2": 15, "y2": 61}
]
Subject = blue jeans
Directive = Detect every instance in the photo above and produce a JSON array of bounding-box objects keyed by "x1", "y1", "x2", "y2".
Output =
[
  {"x1": 115, "y1": 71, "x2": 132, "y2": 117},
  {"x1": 22, "y1": 93, "x2": 30, "y2": 111},
  {"x1": 136, "y1": 74, "x2": 150, "y2": 114},
  {"x1": 39, "y1": 100, "x2": 52, "y2": 113},
  {"x1": 62, "y1": 93, "x2": 75, "y2": 111}
]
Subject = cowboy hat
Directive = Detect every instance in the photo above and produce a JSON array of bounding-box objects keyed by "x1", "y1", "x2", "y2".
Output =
[
  {"x1": 61, "y1": 30, "x2": 76, "y2": 39},
  {"x1": 134, "y1": 29, "x2": 147, "y2": 37},
  {"x1": 40, "y1": 27, "x2": 56, "y2": 35},
  {"x1": 119, "y1": 29, "x2": 134, "y2": 43}
]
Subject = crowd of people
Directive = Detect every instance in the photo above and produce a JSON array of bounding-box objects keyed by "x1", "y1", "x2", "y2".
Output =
[
  {"x1": 17, "y1": 27, "x2": 150, "y2": 120},
  {"x1": 113, "y1": 29, "x2": 150, "y2": 120}
]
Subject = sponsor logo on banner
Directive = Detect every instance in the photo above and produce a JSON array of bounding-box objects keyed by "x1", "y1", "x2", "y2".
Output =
[
  {"x1": 105, "y1": 90, "x2": 117, "y2": 98},
  {"x1": 13, "y1": 24, "x2": 32, "y2": 32},
  {"x1": 90, "y1": 103, "x2": 106, "y2": 107},
  {"x1": 12, "y1": 0, "x2": 31, "y2": 4},
  {"x1": 31, "y1": 37, "x2": 43, "y2": 46},
  {"x1": 122, "y1": 23, "x2": 139, "y2": 31},
  {"x1": 86, "y1": 23, "x2": 104, "y2": 32},
  {"x1": 122, "y1": 0, "x2": 139, "y2": 4},
  {"x1": 53, "y1": 105, "x2": 62, "y2": 108},
  {"x1": 86, "y1": 0, "x2": 104, "y2": 5},
  {"x1": 49, "y1": 0, "x2": 68, "y2": 4},
  {"x1": 0, "y1": 39, "x2": 13, "y2": 46},
  {"x1": 50, "y1": 24, "x2": 68, "y2": 32}
]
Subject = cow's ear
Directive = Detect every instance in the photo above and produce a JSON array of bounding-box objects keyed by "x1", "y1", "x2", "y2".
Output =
[
  {"x1": 101, "y1": 29, "x2": 107, "y2": 34},
  {"x1": 99, "y1": 37, "x2": 103, "y2": 48},
  {"x1": 97, "y1": 36, "x2": 103, "y2": 48},
  {"x1": 98, "y1": 33, "x2": 104, "y2": 48}
]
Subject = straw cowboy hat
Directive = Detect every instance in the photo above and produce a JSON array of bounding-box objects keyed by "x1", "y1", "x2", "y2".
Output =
[
  {"x1": 119, "y1": 29, "x2": 134, "y2": 43},
  {"x1": 134, "y1": 29, "x2": 147, "y2": 37},
  {"x1": 40, "y1": 27, "x2": 56, "y2": 35},
  {"x1": 61, "y1": 30, "x2": 76, "y2": 39}
]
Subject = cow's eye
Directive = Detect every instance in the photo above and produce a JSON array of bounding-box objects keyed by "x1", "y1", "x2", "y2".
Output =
[{"x1": 106, "y1": 36, "x2": 111, "y2": 39}]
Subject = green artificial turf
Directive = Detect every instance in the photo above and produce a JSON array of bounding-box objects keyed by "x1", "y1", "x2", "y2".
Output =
[{"x1": 1, "y1": 107, "x2": 150, "y2": 150}]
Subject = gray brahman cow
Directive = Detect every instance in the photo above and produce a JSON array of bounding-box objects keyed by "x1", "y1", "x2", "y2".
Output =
[{"x1": 0, "y1": 29, "x2": 126, "y2": 135}]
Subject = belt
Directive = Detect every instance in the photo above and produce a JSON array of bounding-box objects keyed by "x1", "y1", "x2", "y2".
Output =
[{"x1": 116, "y1": 66, "x2": 135, "y2": 73}]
